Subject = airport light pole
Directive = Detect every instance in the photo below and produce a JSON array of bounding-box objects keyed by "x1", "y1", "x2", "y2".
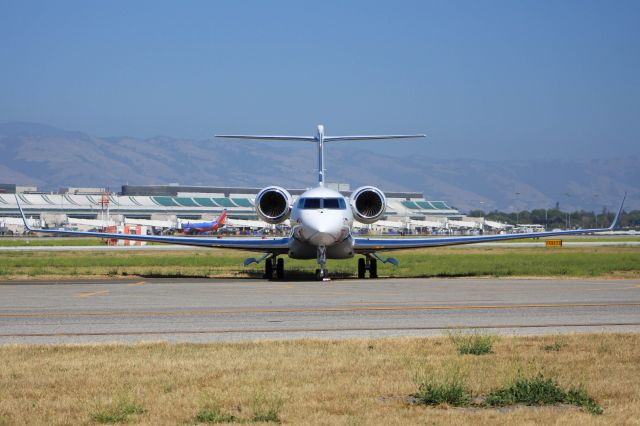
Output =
[
  {"x1": 564, "y1": 193, "x2": 571, "y2": 229},
  {"x1": 545, "y1": 208, "x2": 548, "y2": 230},
  {"x1": 515, "y1": 192, "x2": 521, "y2": 226}
]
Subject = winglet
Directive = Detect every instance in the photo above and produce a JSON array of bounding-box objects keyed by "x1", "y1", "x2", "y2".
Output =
[
  {"x1": 15, "y1": 195, "x2": 34, "y2": 231},
  {"x1": 608, "y1": 192, "x2": 627, "y2": 230}
]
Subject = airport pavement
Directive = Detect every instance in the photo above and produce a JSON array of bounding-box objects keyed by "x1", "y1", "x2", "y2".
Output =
[{"x1": 1, "y1": 277, "x2": 639, "y2": 344}]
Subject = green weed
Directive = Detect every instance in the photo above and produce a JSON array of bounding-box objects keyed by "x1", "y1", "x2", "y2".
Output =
[
  {"x1": 91, "y1": 398, "x2": 146, "y2": 423},
  {"x1": 251, "y1": 394, "x2": 282, "y2": 423},
  {"x1": 484, "y1": 372, "x2": 603, "y2": 415},
  {"x1": 543, "y1": 341, "x2": 566, "y2": 352},
  {"x1": 413, "y1": 365, "x2": 472, "y2": 407},
  {"x1": 193, "y1": 405, "x2": 239, "y2": 423},
  {"x1": 449, "y1": 330, "x2": 495, "y2": 355}
]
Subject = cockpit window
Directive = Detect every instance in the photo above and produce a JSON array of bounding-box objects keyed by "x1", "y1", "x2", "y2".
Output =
[
  {"x1": 300, "y1": 198, "x2": 321, "y2": 209},
  {"x1": 323, "y1": 198, "x2": 345, "y2": 209},
  {"x1": 297, "y1": 197, "x2": 346, "y2": 210}
]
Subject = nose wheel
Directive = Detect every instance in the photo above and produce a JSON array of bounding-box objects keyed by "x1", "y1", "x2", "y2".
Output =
[{"x1": 315, "y1": 268, "x2": 327, "y2": 280}]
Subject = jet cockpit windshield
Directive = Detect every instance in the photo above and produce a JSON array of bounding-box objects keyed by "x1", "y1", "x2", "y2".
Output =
[{"x1": 298, "y1": 197, "x2": 346, "y2": 210}]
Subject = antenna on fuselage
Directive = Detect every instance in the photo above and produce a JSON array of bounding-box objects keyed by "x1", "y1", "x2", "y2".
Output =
[{"x1": 215, "y1": 125, "x2": 426, "y2": 187}]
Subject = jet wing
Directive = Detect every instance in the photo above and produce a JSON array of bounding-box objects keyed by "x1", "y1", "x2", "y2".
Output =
[
  {"x1": 354, "y1": 194, "x2": 626, "y2": 253},
  {"x1": 355, "y1": 227, "x2": 610, "y2": 253},
  {"x1": 16, "y1": 198, "x2": 290, "y2": 253}
]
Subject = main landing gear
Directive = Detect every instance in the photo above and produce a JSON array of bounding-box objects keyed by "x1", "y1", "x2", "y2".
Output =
[
  {"x1": 264, "y1": 257, "x2": 285, "y2": 280},
  {"x1": 357, "y1": 255, "x2": 378, "y2": 279}
]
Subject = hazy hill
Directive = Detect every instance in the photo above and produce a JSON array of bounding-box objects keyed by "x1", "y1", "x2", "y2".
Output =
[{"x1": 0, "y1": 122, "x2": 637, "y2": 212}]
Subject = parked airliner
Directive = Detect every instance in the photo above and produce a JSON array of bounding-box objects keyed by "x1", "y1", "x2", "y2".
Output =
[
  {"x1": 17, "y1": 125, "x2": 625, "y2": 280},
  {"x1": 179, "y1": 209, "x2": 227, "y2": 235}
]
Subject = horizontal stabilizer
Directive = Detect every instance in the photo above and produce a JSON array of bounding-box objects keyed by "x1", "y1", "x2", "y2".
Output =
[
  {"x1": 215, "y1": 134, "x2": 315, "y2": 142},
  {"x1": 324, "y1": 134, "x2": 425, "y2": 142},
  {"x1": 215, "y1": 133, "x2": 426, "y2": 142}
]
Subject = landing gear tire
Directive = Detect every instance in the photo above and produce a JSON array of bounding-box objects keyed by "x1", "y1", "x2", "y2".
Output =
[
  {"x1": 369, "y1": 259, "x2": 378, "y2": 279},
  {"x1": 357, "y1": 258, "x2": 366, "y2": 279},
  {"x1": 315, "y1": 269, "x2": 327, "y2": 281},
  {"x1": 264, "y1": 259, "x2": 273, "y2": 279},
  {"x1": 276, "y1": 258, "x2": 284, "y2": 279}
]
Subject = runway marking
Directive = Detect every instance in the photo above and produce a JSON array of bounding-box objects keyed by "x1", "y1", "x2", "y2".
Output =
[
  {"x1": 1, "y1": 302, "x2": 639, "y2": 318},
  {"x1": 127, "y1": 281, "x2": 146, "y2": 287},
  {"x1": 2, "y1": 322, "x2": 640, "y2": 338},
  {"x1": 76, "y1": 290, "x2": 109, "y2": 298}
]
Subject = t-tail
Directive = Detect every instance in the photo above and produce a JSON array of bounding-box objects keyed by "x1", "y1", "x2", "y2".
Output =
[{"x1": 215, "y1": 125, "x2": 426, "y2": 186}]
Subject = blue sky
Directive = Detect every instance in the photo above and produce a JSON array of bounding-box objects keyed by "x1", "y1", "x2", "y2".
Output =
[{"x1": 1, "y1": 0, "x2": 638, "y2": 160}]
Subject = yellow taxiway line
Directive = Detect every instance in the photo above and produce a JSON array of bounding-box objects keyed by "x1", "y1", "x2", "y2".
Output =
[{"x1": 2, "y1": 302, "x2": 640, "y2": 318}]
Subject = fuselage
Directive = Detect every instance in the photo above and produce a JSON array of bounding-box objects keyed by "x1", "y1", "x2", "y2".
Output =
[
  {"x1": 289, "y1": 186, "x2": 355, "y2": 259},
  {"x1": 181, "y1": 211, "x2": 227, "y2": 234},
  {"x1": 182, "y1": 222, "x2": 222, "y2": 234}
]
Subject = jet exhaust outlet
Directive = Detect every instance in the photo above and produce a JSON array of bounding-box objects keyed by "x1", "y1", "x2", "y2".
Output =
[
  {"x1": 255, "y1": 186, "x2": 292, "y2": 224},
  {"x1": 351, "y1": 186, "x2": 386, "y2": 224}
]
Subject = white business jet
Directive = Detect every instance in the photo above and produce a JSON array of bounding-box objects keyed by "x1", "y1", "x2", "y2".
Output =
[{"x1": 17, "y1": 125, "x2": 625, "y2": 280}]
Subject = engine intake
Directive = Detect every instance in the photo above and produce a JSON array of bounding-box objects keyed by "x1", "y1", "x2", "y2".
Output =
[
  {"x1": 350, "y1": 186, "x2": 386, "y2": 224},
  {"x1": 255, "y1": 186, "x2": 292, "y2": 224}
]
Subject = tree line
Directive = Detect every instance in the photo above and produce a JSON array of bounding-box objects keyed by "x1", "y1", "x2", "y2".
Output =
[{"x1": 467, "y1": 208, "x2": 640, "y2": 230}]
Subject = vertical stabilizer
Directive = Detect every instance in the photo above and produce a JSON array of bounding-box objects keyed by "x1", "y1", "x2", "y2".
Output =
[{"x1": 316, "y1": 125, "x2": 325, "y2": 186}]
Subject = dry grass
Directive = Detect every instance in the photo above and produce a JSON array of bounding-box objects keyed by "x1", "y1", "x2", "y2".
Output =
[{"x1": 0, "y1": 334, "x2": 639, "y2": 425}]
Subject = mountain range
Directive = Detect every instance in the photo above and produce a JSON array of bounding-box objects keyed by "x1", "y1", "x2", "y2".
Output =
[{"x1": 0, "y1": 122, "x2": 637, "y2": 212}]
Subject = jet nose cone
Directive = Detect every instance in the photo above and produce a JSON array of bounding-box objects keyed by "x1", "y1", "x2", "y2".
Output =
[
  {"x1": 302, "y1": 222, "x2": 342, "y2": 246},
  {"x1": 314, "y1": 232, "x2": 337, "y2": 246}
]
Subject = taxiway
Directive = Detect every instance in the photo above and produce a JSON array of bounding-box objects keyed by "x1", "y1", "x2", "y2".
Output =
[{"x1": 1, "y1": 277, "x2": 639, "y2": 344}]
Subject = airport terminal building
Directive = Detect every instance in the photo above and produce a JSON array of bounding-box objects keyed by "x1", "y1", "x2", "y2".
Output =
[{"x1": 0, "y1": 183, "x2": 463, "y2": 228}]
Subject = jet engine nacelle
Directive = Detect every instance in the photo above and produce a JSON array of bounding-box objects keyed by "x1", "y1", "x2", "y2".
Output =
[
  {"x1": 350, "y1": 186, "x2": 386, "y2": 224},
  {"x1": 255, "y1": 186, "x2": 292, "y2": 224}
]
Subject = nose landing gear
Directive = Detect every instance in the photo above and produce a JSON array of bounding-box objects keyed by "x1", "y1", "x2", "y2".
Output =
[{"x1": 315, "y1": 245, "x2": 329, "y2": 281}]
